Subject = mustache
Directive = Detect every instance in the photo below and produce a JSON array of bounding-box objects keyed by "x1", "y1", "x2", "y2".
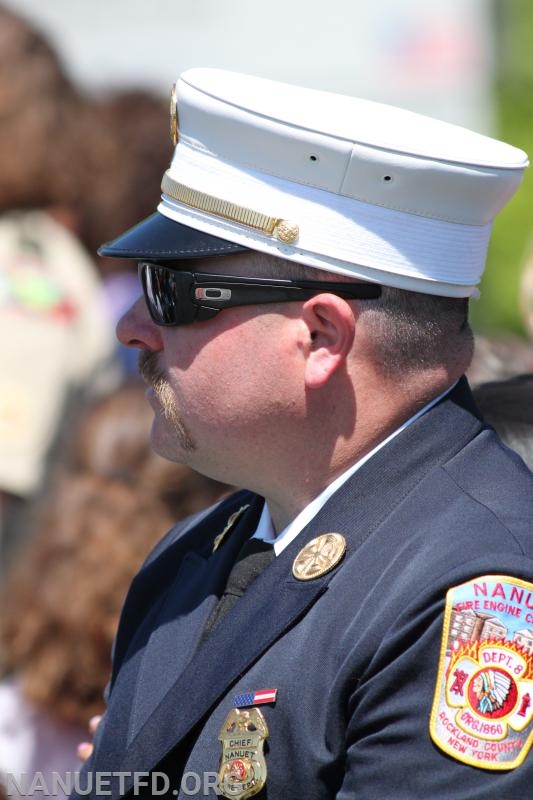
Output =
[
  {"x1": 138, "y1": 350, "x2": 195, "y2": 451},
  {"x1": 138, "y1": 351, "x2": 166, "y2": 386}
]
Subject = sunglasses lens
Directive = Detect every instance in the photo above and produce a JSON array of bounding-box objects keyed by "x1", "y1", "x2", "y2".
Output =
[{"x1": 141, "y1": 264, "x2": 183, "y2": 325}]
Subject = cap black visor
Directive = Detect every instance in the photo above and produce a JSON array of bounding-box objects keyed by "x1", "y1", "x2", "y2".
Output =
[{"x1": 98, "y1": 212, "x2": 250, "y2": 260}]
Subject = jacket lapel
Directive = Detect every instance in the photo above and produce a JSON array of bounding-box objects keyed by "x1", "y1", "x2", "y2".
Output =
[
  {"x1": 127, "y1": 550, "x2": 217, "y2": 742},
  {"x1": 128, "y1": 498, "x2": 269, "y2": 739},
  {"x1": 90, "y1": 498, "x2": 259, "y2": 772},
  {"x1": 111, "y1": 378, "x2": 483, "y2": 795}
]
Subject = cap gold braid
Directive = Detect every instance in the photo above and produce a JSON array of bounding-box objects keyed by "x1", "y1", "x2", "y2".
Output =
[{"x1": 161, "y1": 172, "x2": 299, "y2": 244}]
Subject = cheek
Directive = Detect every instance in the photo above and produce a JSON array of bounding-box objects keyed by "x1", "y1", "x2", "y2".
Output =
[
  {"x1": 164, "y1": 337, "x2": 246, "y2": 418},
  {"x1": 162, "y1": 309, "x2": 306, "y2": 431},
  {"x1": 170, "y1": 332, "x2": 295, "y2": 426}
]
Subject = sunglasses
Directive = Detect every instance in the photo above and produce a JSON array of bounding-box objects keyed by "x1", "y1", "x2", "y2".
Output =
[{"x1": 138, "y1": 261, "x2": 382, "y2": 327}]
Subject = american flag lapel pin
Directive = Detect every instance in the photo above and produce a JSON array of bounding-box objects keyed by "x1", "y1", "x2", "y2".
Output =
[{"x1": 233, "y1": 688, "x2": 278, "y2": 708}]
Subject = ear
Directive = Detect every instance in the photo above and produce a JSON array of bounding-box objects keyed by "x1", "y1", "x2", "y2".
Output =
[{"x1": 301, "y1": 294, "x2": 357, "y2": 389}]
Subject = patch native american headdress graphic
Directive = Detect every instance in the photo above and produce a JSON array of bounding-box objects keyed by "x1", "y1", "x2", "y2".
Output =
[{"x1": 474, "y1": 669, "x2": 512, "y2": 714}]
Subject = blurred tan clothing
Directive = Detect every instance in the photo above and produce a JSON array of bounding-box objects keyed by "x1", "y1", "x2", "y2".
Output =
[{"x1": 0, "y1": 211, "x2": 115, "y2": 496}]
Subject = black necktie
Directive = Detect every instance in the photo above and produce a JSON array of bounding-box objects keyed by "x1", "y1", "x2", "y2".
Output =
[{"x1": 201, "y1": 538, "x2": 275, "y2": 641}]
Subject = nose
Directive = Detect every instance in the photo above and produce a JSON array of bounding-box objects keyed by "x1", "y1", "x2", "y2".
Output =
[{"x1": 116, "y1": 296, "x2": 164, "y2": 352}]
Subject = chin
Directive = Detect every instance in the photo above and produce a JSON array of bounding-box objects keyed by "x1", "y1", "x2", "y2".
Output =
[
  {"x1": 149, "y1": 418, "x2": 174, "y2": 458},
  {"x1": 149, "y1": 418, "x2": 193, "y2": 465}
]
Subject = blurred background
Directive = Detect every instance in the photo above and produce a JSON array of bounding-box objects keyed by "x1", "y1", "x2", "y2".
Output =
[{"x1": 0, "y1": 0, "x2": 532, "y2": 786}]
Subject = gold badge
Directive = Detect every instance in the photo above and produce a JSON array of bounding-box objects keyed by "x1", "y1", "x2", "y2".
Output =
[
  {"x1": 212, "y1": 505, "x2": 251, "y2": 553},
  {"x1": 169, "y1": 82, "x2": 178, "y2": 145},
  {"x1": 218, "y1": 707, "x2": 269, "y2": 799},
  {"x1": 292, "y1": 533, "x2": 346, "y2": 580}
]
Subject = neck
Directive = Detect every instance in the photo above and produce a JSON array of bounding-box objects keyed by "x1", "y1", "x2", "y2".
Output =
[{"x1": 257, "y1": 370, "x2": 458, "y2": 533}]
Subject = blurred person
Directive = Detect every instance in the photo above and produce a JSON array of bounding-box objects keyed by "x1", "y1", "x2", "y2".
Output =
[
  {"x1": 0, "y1": 5, "x2": 115, "y2": 562},
  {"x1": 467, "y1": 332, "x2": 533, "y2": 385},
  {"x1": 0, "y1": 4, "x2": 80, "y2": 213},
  {"x1": 77, "y1": 90, "x2": 172, "y2": 266},
  {"x1": 467, "y1": 232, "x2": 533, "y2": 385},
  {"x1": 473, "y1": 373, "x2": 533, "y2": 469},
  {"x1": 75, "y1": 90, "x2": 173, "y2": 377},
  {"x1": 520, "y1": 241, "x2": 533, "y2": 339},
  {"x1": 0, "y1": 382, "x2": 228, "y2": 796},
  {"x1": 0, "y1": 212, "x2": 115, "y2": 543}
]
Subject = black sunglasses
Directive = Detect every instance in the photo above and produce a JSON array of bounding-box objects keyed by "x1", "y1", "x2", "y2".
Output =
[{"x1": 138, "y1": 261, "x2": 382, "y2": 327}]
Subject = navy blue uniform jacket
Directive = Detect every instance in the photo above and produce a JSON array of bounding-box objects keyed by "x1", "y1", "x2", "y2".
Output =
[{"x1": 74, "y1": 379, "x2": 533, "y2": 798}]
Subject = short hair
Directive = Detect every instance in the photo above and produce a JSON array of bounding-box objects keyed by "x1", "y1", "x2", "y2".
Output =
[
  {"x1": 473, "y1": 374, "x2": 533, "y2": 470},
  {"x1": 245, "y1": 251, "x2": 474, "y2": 377},
  {"x1": 357, "y1": 287, "x2": 473, "y2": 377}
]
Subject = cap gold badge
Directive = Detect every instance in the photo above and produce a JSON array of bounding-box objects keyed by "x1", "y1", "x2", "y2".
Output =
[
  {"x1": 292, "y1": 533, "x2": 346, "y2": 580},
  {"x1": 169, "y1": 82, "x2": 178, "y2": 145},
  {"x1": 274, "y1": 220, "x2": 299, "y2": 244}
]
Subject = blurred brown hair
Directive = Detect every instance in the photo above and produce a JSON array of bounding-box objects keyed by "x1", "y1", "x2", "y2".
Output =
[
  {"x1": 0, "y1": 4, "x2": 171, "y2": 266},
  {"x1": 77, "y1": 90, "x2": 172, "y2": 271},
  {"x1": 0, "y1": 382, "x2": 229, "y2": 725},
  {"x1": 0, "y1": 4, "x2": 83, "y2": 211}
]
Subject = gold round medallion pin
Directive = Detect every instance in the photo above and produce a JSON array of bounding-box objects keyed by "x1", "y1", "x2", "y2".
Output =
[
  {"x1": 292, "y1": 533, "x2": 346, "y2": 580},
  {"x1": 169, "y1": 82, "x2": 178, "y2": 145}
]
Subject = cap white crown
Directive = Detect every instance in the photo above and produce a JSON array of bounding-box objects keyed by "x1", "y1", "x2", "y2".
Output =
[{"x1": 159, "y1": 68, "x2": 528, "y2": 296}]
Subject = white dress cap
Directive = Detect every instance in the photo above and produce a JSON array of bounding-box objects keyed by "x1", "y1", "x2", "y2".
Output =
[{"x1": 104, "y1": 68, "x2": 529, "y2": 298}]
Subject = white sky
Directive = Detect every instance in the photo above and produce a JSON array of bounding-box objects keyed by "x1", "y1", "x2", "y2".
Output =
[{"x1": 6, "y1": 0, "x2": 494, "y2": 131}]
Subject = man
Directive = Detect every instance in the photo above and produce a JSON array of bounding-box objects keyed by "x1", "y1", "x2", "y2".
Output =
[{"x1": 75, "y1": 69, "x2": 533, "y2": 798}]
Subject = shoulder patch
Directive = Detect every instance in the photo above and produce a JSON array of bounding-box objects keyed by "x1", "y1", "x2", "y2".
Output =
[{"x1": 430, "y1": 574, "x2": 533, "y2": 770}]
